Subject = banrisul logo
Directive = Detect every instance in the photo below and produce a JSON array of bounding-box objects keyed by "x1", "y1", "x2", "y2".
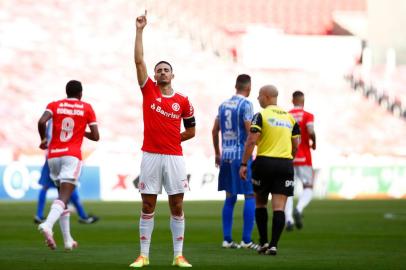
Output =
[{"x1": 151, "y1": 103, "x2": 180, "y2": 119}]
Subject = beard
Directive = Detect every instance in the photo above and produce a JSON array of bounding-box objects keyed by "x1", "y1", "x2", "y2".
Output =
[{"x1": 157, "y1": 79, "x2": 170, "y2": 86}]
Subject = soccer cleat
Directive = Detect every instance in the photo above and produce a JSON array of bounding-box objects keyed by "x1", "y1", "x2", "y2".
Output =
[
  {"x1": 129, "y1": 255, "x2": 149, "y2": 268},
  {"x1": 222, "y1": 240, "x2": 240, "y2": 249},
  {"x1": 78, "y1": 215, "x2": 99, "y2": 224},
  {"x1": 240, "y1": 241, "x2": 259, "y2": 250},
  {"x1": 293, "y1": 209, "x2": 303, "y2": 229},
  {"x1": 286, "y1": 221, "x2": 294, "y2": 232},
  {"x1": 265, "y1": 246, "x2": 277, "y2": 256},
  {"x1": 34, "y1": 215, "x2": 46, "y2": 224},
  {"x1": 257, "y1": 243, "x2": 269, "y2": 255},
  {"x1": 38, "y1": 223, "x2": 56, "y2": 250},
  {"x1": 64, "y1": 239, "x2": 78, "y2": 251},
  {"x1": 172, "y1": 255, "x2": 192, "y2": 267}
]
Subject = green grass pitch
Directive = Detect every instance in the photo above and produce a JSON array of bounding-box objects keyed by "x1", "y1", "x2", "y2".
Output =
[{"x1": 0, "y1": 200, "x2": 405, "y2": 270}]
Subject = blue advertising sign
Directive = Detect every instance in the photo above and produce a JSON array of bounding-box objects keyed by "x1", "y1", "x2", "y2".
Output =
[{"x1": 0, "y1": 162, "x2": 100, "y2": 200}]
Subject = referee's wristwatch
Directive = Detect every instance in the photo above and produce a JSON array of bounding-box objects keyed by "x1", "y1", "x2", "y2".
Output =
[{"x1": 240, "y1": 163, "x2": 247, "y2": 167}]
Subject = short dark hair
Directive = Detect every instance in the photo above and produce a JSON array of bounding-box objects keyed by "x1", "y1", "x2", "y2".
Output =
[
  {"x1": 235, "y1": 74, "x2": 251, "y2": 90},
  {"x1": 66, "y1": 80, "x2": 82, "y2": 97},
  {"x1": 154, "y1": 61, "x2": 173, "y2": 72},
  {"x1": 292, "y1": 90, "x2": 304, "y2": 99}
]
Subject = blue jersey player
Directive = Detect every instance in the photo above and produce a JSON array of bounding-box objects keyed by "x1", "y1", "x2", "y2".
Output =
[
  {"x1": 212, "y1": 74, "x2": 257, "y2": 249},
  {"x1": 34, "y1": 120, "x2": 99, "y2": 225}
]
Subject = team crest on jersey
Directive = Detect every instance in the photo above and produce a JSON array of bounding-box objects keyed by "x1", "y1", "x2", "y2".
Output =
[{"x1": 172, "y1": 103, "x2": 180, "y2": 111}]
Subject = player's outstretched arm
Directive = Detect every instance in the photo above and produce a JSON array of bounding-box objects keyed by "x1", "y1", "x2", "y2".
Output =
[
  {"x1": 38, "y1": 111, "x2": 52, "y2": 149},
  {"x1": 85, "y1": 124, "x2": 100, "y2": 141},
  {"x1": 211, "y1": 118, "x2": 221, "y2": 167},
  {"x1": 135, "y1": 10, "x2": 148, "y2": 86}
]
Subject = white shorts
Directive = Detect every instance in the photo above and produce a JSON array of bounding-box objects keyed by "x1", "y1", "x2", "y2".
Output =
[
  {"x1": 294, "y1": 166, "x2": 314, "y2": 186},
  {"x1": 47, "y1": 156, "x2": 82, "y2": 186},
  {"x1": 138, "y1": 152, "x2": 189, "y2": 195}
]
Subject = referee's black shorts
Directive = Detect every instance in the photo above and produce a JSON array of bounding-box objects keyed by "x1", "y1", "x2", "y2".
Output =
[{"x1": 251, "y1": 156, "x2": 294, "y2": 196}]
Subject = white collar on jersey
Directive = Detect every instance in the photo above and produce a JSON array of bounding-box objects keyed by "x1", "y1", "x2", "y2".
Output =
[
  {"x1": 235, "y1": 94, "x2": 246, "y2": 98},
  {"x1": 162, "y1": 91, "x2": 175, "y2": 98},
  {"x1": 66, "y1": 98, "x2": 80, "y2": 100}
]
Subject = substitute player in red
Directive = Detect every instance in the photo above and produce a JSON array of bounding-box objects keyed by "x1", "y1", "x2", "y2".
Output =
[
  {"x1": 37, "y1": 80, "x2": 99, "y2": 250},
  {"x1": 285, "y1": 90, "x2": 316, "y2": 231},
  {"x1": 130, "y1": 11, "x2": 195, "y2": 268}
]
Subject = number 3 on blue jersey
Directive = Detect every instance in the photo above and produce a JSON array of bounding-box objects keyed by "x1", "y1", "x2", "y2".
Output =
[{"x1": 225, "y1": 109, "x2": 232, "y2": 129}]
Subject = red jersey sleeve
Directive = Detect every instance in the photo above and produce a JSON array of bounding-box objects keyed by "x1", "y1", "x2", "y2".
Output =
[
  {"x1": 307, "y1": 112, "x2": 314, "y2": 125},
  {"x1": 86, "y1": 104, "x2": 97, "y2": 125},
  {"x1": 45, "y1": 101, "x2": 57, "y2": 115},
  {"x1": 181, "y1": 97, "x2": 194, "y2": 118},
  {"x1": 140, "y1": 77, "x2": 156, "y2": 95}
]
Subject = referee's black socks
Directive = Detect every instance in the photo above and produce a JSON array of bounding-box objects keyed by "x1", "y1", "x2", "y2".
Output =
[
  {"x1": 255, "y1": 207, "x2": 268, "y2": 245},
  {"x1": 270, "y1": 210, "x2": 285, "y2": 248}
]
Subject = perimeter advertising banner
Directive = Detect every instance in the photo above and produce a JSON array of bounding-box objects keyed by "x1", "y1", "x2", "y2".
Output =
[
  {"x1": 0, "y1": 162, "x2": 100, "y2": 201},
  {"x1": 327, "y1": 166, "x2": 406, "y2": 199},
  {"x1": 98, "y1": 153, "x2": 223, "y2": 201},
  {"x1": 1, "y1": 161, "x2": 406, "y2": 201}
]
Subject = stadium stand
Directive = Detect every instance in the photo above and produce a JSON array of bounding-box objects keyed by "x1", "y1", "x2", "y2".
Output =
[
  {"x1": 1, "y1": 0, "x2": 406, "y2": 164},
  {"x1": 348, "y1": 65, "x2": 406, "y2": 118},
  {"x1": 168, "y1": 0, "x2": 366, "y2": 35}
]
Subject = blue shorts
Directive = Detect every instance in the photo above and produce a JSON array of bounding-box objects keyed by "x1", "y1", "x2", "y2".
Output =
[
  {"x1": 38, "y1": 160, "x2": 56, "y2": 188},
  {"x1": 218, "y1": 159, "x2": 253, "y2": 195}
]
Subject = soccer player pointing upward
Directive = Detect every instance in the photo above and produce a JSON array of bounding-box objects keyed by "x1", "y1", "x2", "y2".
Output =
[{"x1": 130, "y1": 11, "x2": 195, "y2": 268}]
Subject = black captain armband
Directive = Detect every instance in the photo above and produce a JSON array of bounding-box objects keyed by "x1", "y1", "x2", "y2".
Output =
[{"x1": 183, "y1": 117, "x2": 196, "y2": 128}]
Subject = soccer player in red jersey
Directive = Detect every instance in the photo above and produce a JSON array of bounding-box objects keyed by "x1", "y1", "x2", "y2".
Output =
[
  {"x1": 285, "y1": 91, "x2": 316, "y2": 231},
  {"x1": 130, "y1": 11, "x2": 195, "y2": 268},
  {"x1": 37, "y1": 80, "x2": 99, "y2": 250}
]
